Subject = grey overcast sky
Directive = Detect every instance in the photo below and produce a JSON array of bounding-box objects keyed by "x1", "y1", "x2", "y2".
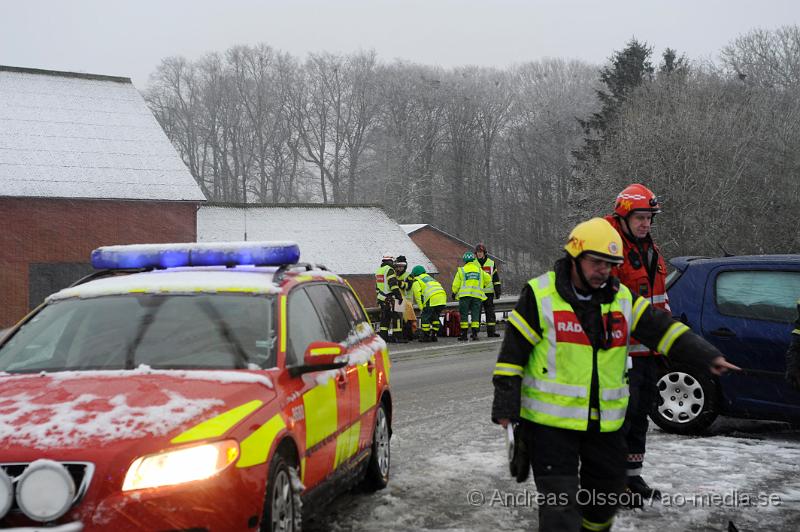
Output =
[{"x1": 2, "y1": 0, "x2": 799, "y2": 89}]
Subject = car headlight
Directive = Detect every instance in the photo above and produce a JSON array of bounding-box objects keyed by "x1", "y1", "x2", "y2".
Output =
[{"x1": 122, "y1": 440, "x2": 239, "y2": 491}]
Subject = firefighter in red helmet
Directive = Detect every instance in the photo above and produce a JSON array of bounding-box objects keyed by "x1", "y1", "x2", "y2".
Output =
[{"x1": 605, "y1": 183, "x2": 667, "y2": 503}]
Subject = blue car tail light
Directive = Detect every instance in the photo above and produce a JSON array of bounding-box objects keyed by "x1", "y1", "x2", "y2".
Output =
[{"x1": 90, "y1": 241, "x2": 300, "y2": 270}]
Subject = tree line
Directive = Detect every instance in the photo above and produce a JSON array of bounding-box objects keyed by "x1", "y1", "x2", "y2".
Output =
[{"x1": 145, "y1": 26, "x2": 800, "y2": 290}]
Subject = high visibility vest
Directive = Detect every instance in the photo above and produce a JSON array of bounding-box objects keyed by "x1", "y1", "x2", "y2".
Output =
[
  {"x1": 520, "y1": 271, "x2": 633, "y2": 432},
  {"x1": 412, "y1": 275, "x2": 447, "y2": 308},
  {"x1": 480, "y1": 258, "x2": 497, "y2": 294},
  {"x1": 397, "y1": 271, "x2": 412, "y2": 299},
  {"x1": 453, "y1": 262, "x2": 487, "y2": 301},
  {"x1": 375, "y1": 264, "x2": 395, "y2": 301}
]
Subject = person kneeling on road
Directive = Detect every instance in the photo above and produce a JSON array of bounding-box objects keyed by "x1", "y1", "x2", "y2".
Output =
[
  {"x1": 410, "y1": 265, "x2": 446, "y2": 342},
  {"x1": 491, "y1": 217, "x2": 738, "y2": 532}
]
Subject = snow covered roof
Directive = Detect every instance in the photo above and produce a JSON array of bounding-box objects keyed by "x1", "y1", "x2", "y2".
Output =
[
  {"x1": 0, "y1": 66, "x2": 205, "y2": 201},
  {"x1": 400, "y1": 223, "x2": 428, "y2": 234},
  {"x1": 198, "y1": 205, "x2": 437, "y2": 275}
]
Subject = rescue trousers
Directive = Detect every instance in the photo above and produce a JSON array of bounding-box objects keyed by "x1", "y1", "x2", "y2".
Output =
[
  {"x1": 458, "y1": 297, "x2": 482, "y2": 332},
  {"x1": 420, "y1": 304, "x2": 444, "y2": 336},
  {"x1": 622, "y1": 356, "x2": 661, "y2": 477},
  {"x1": 522, "y1": 420, "x2": 626, "y2": 532},
  {"x1": 378, "y1": 299, "x2": 401, "y2": 340},
  {"x1": 481, "y1": 293, "x2": 496, "y2": 328}
]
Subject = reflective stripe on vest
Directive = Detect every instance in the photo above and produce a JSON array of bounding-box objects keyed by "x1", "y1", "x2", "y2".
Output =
[
  {"x1": 456, "y1": 264, "x2": 486, "y2": 299},
  {"x1": 481, "y1": 258, "x2": 496, "y2": 294},
  {"x1": 521, "y1": 271, "x2": 633, "y2": 432},
  {"x1": 398, "y1": 271, "x2": 412, "y2": 298},
  {"x1": 375, "y1": 265, "x2": 395, "y2": 301},
  {"x1": 420, "y1": 275, "x2": 446, "y2": 303},
  {"x1": 535, "y1": 272, "x2": 558, "y2": 378}
]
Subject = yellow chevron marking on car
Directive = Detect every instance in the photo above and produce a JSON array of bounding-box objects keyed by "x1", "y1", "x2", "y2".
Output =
[
  {"x1": 295, "y1": 275, "x2": 313, "y2": 282},
  {"x1": 237, "y1": 413, "x2": 287, "y2": 468},
  {"x1": 171, "y1": 400, "x2": 263, "y2": 444},
  {"x1": 334, "y1": 421, "x2": 361, "y2": 469},
  {"x1": 303, "y1": 379, "x2": 338, "y2": 448},
  {"x1": 309, "y1": 347, "x2": 341, "y2": 356},
  {"x1": 358, "y1": 360, "x2": 377, "y2": 415},
  {"x1": 301, "y1": 457, "x2": 307, "y2": 484},
  {"x1": 381, "y1": 348, "x2": 391, "y2": 385},
  {"x1": 280, "y1": 295, "x2": 287, "y2": 355}
]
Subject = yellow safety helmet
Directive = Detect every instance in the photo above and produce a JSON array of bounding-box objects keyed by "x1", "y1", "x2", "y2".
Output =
[{"x1": 564, "y1": 218, "x2": 624, "y2": 264}]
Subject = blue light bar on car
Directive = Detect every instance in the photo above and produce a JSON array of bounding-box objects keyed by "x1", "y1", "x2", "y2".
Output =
[{"x1": 90, "y1": 241, "x2": 301, "y2": 270}]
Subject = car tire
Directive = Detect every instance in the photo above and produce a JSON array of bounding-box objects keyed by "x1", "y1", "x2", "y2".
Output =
[
  {"x1": 650, "y1": 364, "x2": 719, "y2": 435},
  {"x1": 361, "y1": 402, "x2": 390, "y2": 491},
  {"x1": 261, "y1": 452, "x2": 301, "y2": 532}
]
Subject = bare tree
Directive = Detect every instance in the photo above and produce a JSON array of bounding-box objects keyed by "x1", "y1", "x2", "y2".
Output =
[{"x1": 721, "y1": 25, "x2": 800, "y2": 88}]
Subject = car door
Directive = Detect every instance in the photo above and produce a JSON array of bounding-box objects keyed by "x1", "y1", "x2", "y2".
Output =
[
  {"x1": 700, "y1": 264, "x2": 800, "y2": 418},
  {"x1": 330, "y1": 284, "x2": 381, "y2": 453},
  {"x1": 284, "y1": 286, "x2": 349, "y2": 489},
  {"x1": 302, "y1": 283, "x2": 361, "y2": 471}
]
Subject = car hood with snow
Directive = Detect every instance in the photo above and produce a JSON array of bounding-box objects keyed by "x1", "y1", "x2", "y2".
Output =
[{"x1": 0, "y1": 368, "x2": 277, "y2": 456}]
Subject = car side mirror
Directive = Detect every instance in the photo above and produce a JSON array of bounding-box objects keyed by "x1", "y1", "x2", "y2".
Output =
[{"x1": 289, "y1": 341, "x2": 348, "y2": 377}]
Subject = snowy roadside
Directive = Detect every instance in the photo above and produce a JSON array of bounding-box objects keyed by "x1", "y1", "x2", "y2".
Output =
[{"x1": 314, "y1": 407, "x2": 799, "y2": 531}]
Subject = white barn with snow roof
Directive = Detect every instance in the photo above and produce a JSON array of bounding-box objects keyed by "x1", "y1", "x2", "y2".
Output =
[
  {"x1": 197, "y1": 204, "x2": 437, "y2": 306},
  {"x1": 0, "y1": 65, "x2": 205, "y2": 327}
]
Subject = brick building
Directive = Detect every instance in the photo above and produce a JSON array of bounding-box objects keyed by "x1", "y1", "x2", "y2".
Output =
[
  {"x1": 198, "y1": 205, "x2": 436, "y2": 307},
  {"x1": 0, "y1": 66, "x2": 205, "y2": 327},
  {"x1": 400, "y1": 224, "x2": 505, "y2": 291}
]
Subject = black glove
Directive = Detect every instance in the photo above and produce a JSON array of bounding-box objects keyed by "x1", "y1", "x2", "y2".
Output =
[
  {"x1": 451, "y1": 292, "x2": 457, "y2": 300},
  {"x1": 495, "y1": 287, "x2": 502, "y2": 298},
  {"x1": 507, "y1": 423, "x2": 530, "y2": 483}
]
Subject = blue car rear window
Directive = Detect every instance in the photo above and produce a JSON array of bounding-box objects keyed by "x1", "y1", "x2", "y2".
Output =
[{"x1": 716, "y1": 270, "x2": 800, "y2": 323}]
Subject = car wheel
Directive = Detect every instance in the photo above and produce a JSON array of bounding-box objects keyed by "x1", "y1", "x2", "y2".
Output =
[
  {"x1": 261, "y1": 453, "x2": 300, "y2": 532},
  {"x1": 361, "y1": 402, "x2": 390, "y2": 491},
  {"x1": 650, "y1": 364, "x2": 718, "y2": 435}
]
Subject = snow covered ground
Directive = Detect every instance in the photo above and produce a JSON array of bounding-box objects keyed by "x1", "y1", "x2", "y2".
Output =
[{"x1": 309, "y1": 351, "x2": 800, "y2": 531}]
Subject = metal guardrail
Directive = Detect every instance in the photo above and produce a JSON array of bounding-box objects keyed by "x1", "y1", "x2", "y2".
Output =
[{"x1": 365, "y1": 295, "x2": 518, "y2": 327}]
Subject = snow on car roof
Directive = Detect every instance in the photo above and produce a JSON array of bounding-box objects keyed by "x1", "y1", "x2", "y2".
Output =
[{"x1": 47, "y1": 267, "x2": 286, "y2": 301}]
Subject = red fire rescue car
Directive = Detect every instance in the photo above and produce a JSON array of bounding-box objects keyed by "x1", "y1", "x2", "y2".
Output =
[{"x1": 0, "y1": 241, "x2": 392, "y2": 531}]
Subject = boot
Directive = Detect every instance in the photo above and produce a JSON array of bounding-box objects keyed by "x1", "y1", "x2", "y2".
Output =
[
  {"x1": 430, "y1": 331, "x2": 438, "y2": 342},
  {"x1": 625, "y1": 475, "x2": 661, "y2": 506},
  {"x1": 393, "y1": 335, "x2": 408, "y2": 344},
  {"x1": 487, "y1": 325, "x2": 501, "y2": 338},
  {"x1": 418, "y1": 330, "x2": 432, "y2": 342},
  {"x1": 379, "y1": 331, "x2": 389, "y2": 342},
  {"x1": 458, "y1": 330, "x2": 468, "y2": 342},
  {"x1": 470, "y1": 329, "x2": 479, "y2": 341}
]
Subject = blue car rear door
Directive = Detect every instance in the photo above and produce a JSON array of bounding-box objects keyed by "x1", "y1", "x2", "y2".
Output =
[{"x1": 700, "y1": 263, "x2": 800, "y2": 419}]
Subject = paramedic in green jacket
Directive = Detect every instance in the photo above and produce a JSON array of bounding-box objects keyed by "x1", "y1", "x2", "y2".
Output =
[{"x1": 410, "y1": 265, "x2": 446, "y2": 342}]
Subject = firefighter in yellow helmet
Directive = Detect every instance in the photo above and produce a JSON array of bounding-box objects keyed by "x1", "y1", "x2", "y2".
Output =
[{"x1": 491, "y1": 218, "x2": 738, "y2": 532}]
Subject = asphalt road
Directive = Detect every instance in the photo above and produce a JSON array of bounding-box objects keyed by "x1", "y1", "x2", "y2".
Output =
[{"x1": 305, "y1": 340, "x2": 800, "y2": 531}]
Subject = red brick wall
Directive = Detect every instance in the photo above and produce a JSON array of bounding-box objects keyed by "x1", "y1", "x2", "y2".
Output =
[
  {"x1": 0, "y1": 198, "x2": 198, "y2": 327},
  {"x1": 343, "y1": 274, "x2": 378, "y2": 309},
  {"x1": 407, "y1": 227, "x2": 470, "y2": 298}
]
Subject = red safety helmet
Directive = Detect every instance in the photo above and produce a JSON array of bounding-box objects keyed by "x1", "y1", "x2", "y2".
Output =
[{"x1": 614, "y1": 183, "x2": 661, "y2": 218}]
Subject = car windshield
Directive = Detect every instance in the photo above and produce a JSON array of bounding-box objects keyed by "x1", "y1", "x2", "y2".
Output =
[{"x1": 0, "y1": 294, "x2": 275, "y2": 373}]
